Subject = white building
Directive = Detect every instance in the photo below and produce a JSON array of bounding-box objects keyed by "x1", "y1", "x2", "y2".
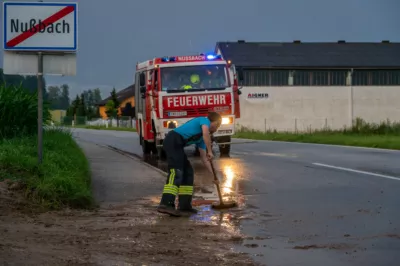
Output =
[{"x1": 215, "y1": 40, "x2": 400, "y2": 132}]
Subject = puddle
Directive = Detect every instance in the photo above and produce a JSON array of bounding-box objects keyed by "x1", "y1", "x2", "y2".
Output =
[{"x1": 110, "y1": 145, "x2": 283, "y2": 264}]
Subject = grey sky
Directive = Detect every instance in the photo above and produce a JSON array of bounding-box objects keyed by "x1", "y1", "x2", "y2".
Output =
[{"x1": 1, "y1": 0, "x2": 399, "y2": 99}]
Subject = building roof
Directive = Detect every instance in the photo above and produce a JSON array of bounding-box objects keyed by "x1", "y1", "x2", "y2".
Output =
[
  {"x1": 97, "y1": 84, "x2": 135, "y2": 106},
  {"x1": 215, "y1": 40, "x2": 400, "y2": 68}
]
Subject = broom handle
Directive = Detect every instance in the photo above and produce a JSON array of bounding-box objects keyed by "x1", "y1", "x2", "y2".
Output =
[{"x1": 210, "y1": 159, "x2": 224, "y2": 204}]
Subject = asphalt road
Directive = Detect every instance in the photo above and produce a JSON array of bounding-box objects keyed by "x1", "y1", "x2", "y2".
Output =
[{"x1": 72, "y1": 128, "x2": 400, "y2": 266}]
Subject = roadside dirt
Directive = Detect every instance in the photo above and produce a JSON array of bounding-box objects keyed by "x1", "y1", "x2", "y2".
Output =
[{"x1": 0, "y1": 181, "x2": 256, "y2": 266}]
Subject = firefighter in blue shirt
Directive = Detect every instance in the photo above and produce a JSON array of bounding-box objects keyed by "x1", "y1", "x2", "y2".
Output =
[{"x1": 157, "y1": 112, "x2": 222, "y2": 217}]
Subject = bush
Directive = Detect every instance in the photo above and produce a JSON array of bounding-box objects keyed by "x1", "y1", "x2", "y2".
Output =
[
  {"x1": 236, "y1": 118, "x2": 400, "y2": 136},
  {"x1": 0, "y1": 127, "x2": 94, "y2": 209},
  {"x1": 61, "y1": 116, "x2": 87, "y2": 126},
  {"x1": 345, "y1": 117, "x2": 400, "y2": 135},
  {"x1": 0, "y1": 83, "x2": 51, "y2": 139}
]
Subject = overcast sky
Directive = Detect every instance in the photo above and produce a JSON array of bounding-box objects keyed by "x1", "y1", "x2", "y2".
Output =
[{"x1": 1, "y1": 0, "x2": 399, "y2": 99}]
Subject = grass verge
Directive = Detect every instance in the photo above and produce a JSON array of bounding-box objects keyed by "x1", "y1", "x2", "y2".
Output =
[
  {"x1": 234, "y1": 131, "x2": 400, "y2": 150},
  {"x1": 234, "y1": 118, "x2": 400, "y2": 150},
  {"x1": 71, "y1": 125, "x2": 136, "y2": 132},
  {"x1": 0, "y1": 127, "x2": 94, "y2": 209}
]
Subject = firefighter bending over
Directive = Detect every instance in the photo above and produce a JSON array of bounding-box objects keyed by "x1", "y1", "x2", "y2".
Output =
[{"x1": 157, "y1": 112, "x2": 222, "y2": 217}]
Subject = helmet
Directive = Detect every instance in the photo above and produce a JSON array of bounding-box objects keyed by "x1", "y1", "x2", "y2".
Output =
[{"x1": 190, "y1": 74, "x2": 200, "y2": 84}]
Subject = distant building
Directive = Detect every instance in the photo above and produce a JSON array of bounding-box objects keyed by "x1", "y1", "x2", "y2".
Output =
[
  {"x1": 215, "y1": 40, "x2": 400, "y2": 87},
  {"x1": 214, "y1": 40, "x2": 400, "y2": 132},
  {"x1": 97, "y1": 84, "x2": 135, "y2": 119},
  {"x1": 50, "y1": 109, "x2": 67, "y2": 123}
]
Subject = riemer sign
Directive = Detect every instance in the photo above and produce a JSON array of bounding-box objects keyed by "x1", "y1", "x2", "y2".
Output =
[{"x1": 3, "y1": 2, "x2": 78, "y2": 51}]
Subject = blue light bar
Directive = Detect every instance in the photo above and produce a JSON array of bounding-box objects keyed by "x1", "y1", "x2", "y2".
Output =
[
  {"x1": 161, "y1": 56, "x2": 176, "y2": 62},
  {"x1": 206, "y1": 54, "x2": 222, "y2": 60}
]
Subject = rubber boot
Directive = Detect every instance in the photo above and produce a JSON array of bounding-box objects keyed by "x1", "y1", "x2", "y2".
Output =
[
  {"x1": 178, "y1": 194, "x2": 198, "y2": 216},
  {"x1": 157, "y1": 204, "x2": 181, "y2": 217}
]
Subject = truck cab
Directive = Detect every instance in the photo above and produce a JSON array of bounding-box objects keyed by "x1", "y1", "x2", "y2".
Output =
[{"x1": 134, "y1": 54, "x2": 242, "y2": 158}]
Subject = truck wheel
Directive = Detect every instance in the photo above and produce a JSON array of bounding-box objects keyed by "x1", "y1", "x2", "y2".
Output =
[
  {"x1": 139, "y1": 122, "x2": 143, "y2": 146},
  {"x1": 158, "y1": 147, "x2": 167, "y2": 161},
  {"x1": 142, "y1": 140, "x2": 152, "y2": 155},
  {"x1": 218, "y1": 136, "x2": 231, "y2": 157}
]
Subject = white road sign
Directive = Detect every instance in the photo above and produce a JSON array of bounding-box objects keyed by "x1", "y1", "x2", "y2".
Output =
[{"x1": 2, "y1": 2, "x2": 77, "y2": 51}]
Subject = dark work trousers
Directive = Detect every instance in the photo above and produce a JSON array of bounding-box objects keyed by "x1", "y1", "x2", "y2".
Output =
[{"x1": 159, "y1": 130, "x2": 194, "y2": 210}]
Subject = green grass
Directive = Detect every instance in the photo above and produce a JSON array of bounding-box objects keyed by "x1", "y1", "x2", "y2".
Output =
[
  {"x1": 0, "y1": 128, "x2": 94, "y2": 209},
  {"x1": 0, "y1": 83, "x2": 51, "y2": 138},
  {"x1": 234, "y1": 118, "x2": 400, "y2": 150},
  {"x1": 72, "y1": 125, "x2": 137, "y2": 132}
]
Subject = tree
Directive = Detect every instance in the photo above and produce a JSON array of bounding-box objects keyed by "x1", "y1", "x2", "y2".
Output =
[
  {"x1": 70, "y1": 95, "x2": 80, "y2": 115},
  {"x1": 60, "y1": 84, "x2": 70, "y2": 110},
  {"x1": 0, "y1": 68, "x2": 48, "y2": 101},
  {"x1": 110, "y1": 88, "x2": 120, "y2": 109},
  {"x1": 47, "y1": 85, "x2": 61, "y2": 109},
  {"x1": 76, "y1": 93, "x2": 86, "y2": 116},
  {"x1": 109, "y1": 88, "x2": 120, "y2": 126},
  {"x1": 93, "y1": 88, "x2": 102, "y2": 104},
  {"x1": 121, "y1": 102, "x2": 135, "y2": 118},
  {"x1": 0, "y1": 68, "x2": 4, "y2": 85},
  {"x1": 105, "y1": 100, "x2": 117, "y2": 119},
  {"x1": 22, "y1": 76, "x2": 39, "y2": 94}
]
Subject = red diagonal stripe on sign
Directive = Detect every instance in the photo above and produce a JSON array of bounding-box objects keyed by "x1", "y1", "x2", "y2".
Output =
[{"x1": 6, "y1": 5, "x2": 75, "y2": 47}]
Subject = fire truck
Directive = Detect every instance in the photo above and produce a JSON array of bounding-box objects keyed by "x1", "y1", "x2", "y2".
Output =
[{"x1": 134, "y1": 53, "x2": 243, "y2": 158}]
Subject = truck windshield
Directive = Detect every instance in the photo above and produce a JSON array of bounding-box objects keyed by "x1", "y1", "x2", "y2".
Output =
[{"x1": 160, "y1": 64, "x2": 228, "y2": 92}]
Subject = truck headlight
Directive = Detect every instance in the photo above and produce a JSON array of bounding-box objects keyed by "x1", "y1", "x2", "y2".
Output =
[
  {"x1": 221, "y1": 117, "x2": 233, "y2": 125},
  {"x1": 163, "y1": 120, "x2": 178, "y2": 128}
]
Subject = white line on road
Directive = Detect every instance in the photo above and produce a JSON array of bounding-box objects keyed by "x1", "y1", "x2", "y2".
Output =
[{"x1": 313, "y1": 163, "x2": 400, "y2": 182}]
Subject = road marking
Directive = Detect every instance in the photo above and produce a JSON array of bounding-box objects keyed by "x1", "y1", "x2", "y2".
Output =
[
  {"x1": 313, "y1": 163, "x2": 400, "y2": 182},
  {"x1": 233, "y1": 151, "x2": 297, "y2": 158}
]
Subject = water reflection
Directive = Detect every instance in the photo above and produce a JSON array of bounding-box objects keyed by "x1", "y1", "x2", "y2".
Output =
[
  {"x1": 189, "y1": 204, "x2": 243, "y2": 236},
  {"x1": 222, "y1": 165, "x2": 234, "y2": 194},
  {"x1": 218, "y1": 159, "x2": 245, "y2": 205}
]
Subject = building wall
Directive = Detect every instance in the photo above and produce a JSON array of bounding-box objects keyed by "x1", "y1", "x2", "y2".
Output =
[
  {"x1": 50, "y1": 110, "x2": 67, "y2": 123},
  {"x1": 99, "y1": 96, "x2": 135, "y2": 119},
  {"x1": 236, "y1": 86, "x2": 400, "y2": 132},
  {"x1": 99, "y1": 106, "x2": 107, "y2": 119}
]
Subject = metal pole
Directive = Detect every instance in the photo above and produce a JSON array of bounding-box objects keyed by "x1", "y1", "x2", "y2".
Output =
[
  {"x1": 349, "y1": 68, "x2": 354, "y2": 128},
  {"x1": 37, "y1": 52, "x2": 44, "y2": 164}
]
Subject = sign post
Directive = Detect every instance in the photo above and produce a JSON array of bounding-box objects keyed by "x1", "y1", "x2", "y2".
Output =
[
  {"x1": 38, "y1": 51, "x2": 43, "y2": 162},
  {"x1": 2, "y1": 1, "x2": 78, "y2": 164}
]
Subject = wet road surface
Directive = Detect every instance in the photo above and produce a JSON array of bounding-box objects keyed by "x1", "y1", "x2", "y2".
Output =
[{"x1": 72, "y1": 128, "x2": 400, "y2": 266}]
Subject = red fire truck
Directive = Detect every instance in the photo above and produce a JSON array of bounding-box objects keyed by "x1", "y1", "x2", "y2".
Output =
[{"x1": 134, "y1": 53, "x2": 243, "y2": 158}]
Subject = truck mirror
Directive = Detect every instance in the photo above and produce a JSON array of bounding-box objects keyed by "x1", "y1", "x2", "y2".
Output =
[
  {"x1": 237, "y1": 90, "x2": 242, "y2": 95},
  {"x1": 237, "y1": 68, "x2": 244, "y2": 81},
  {"x1": 139, "y1": 73, "x2": 145, "y2": 87}
]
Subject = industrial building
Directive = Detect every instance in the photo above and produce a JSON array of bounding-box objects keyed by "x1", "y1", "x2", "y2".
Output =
[{"x1": 214, "y1": 40, "x2": 400, "y2": 132}]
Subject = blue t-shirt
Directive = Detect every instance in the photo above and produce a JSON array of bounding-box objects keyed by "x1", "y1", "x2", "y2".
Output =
[{"x1": 173, "y1": 117, "x2": 211, "y2": 150}]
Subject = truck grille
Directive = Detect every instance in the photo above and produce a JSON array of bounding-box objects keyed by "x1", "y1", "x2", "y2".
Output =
[{"x1": 163, "y1": 106, "x2": 231, "y2": 118}]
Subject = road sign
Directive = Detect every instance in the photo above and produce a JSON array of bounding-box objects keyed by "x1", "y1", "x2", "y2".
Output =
[
  {"x1": 3, "y1": 1, "x2": 78, "y2": 51},
  {"x1": 2, "y1": 2, "x2": 78, "y2": 164},
  {"x1": 3, "y1": 51, "x2": 76, "y2": 75}
]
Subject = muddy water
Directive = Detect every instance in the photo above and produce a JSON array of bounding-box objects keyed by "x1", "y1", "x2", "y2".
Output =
[
  {"x1": 139, "y1": 149, "x2": 272, "y2": 263},
  {"x1": 0, "y1": 181, "x2": 256, "y2": 266}
]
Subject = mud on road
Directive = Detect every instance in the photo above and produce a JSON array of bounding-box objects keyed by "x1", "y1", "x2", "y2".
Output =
[{"x1": 0, "y1": 182, "x2": 257, "y2": 266}]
